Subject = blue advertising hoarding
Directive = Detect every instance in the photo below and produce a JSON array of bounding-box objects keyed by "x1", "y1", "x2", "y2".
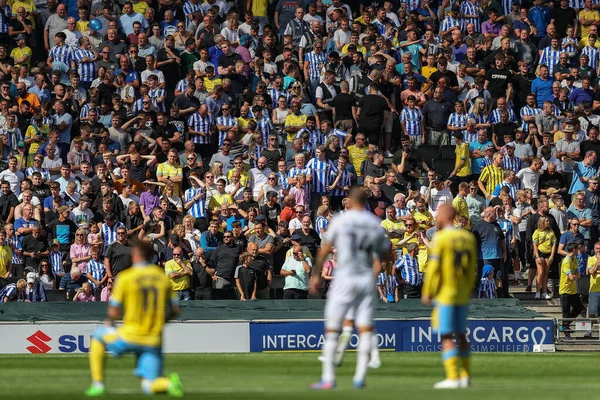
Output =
[{"x1": 249, "y1": 319, "x2": 554, "y2": 353}]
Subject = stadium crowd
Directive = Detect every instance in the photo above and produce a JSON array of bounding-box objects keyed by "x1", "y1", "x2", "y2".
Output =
[{"x1": 0, "y1": 0, "x2": 599, "y2": 315}]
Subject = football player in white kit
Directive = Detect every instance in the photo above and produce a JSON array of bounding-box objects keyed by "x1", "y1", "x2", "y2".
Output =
[{"x1": 309, "y1": 187, "x2": 391, "y2": 390}]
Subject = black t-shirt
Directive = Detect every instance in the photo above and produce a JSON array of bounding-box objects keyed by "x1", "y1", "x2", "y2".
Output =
[
  {"x1": 485, "y1": 67, "x2": 513, "y2": 99},
  {"x1": 235, "y1": 266, "x2": 256, "y2": 298},
  {"x1": 229, "y1": 73, "x2": 249, "y2": 96},
  {"x1": 21, "y1": 235, "x2": 48, "y2": 269},
  {"x1": 429, "y1": 69, "x2": 459, "y2": 88},
  {"x1": 539, "y1": 171, "x2": 565, "y2": 190},
  {"x1": 218, "y1": 52, "x2": 242, "y2": 71},
  {"x1": 173, "y1": 93, "x2": 200, "y2": 111},
  {"x1": 239, "y1": 200, "x2": 259, "y2": 212},
  {"x1": 364, "y1": 160, "x2": 386, "y2": 179},
  {"x1": 156, "y1": 47, "x2": 181, "y2": 85},
  {"x1": 332, "y1": 92, "x2": 355, "y2": 121},
  {"x1": 358, "y1": 94, "x2": 388, "y2": 128},
  {"x1": 192, "y1": 259, "x2": 212, "y2": 290},
  {"x1": 248, "y1": 255, "x2": 271, "y2": 290},
  {"x1": 105, "y1": 242, "x2": 132, "y2": 276},
  {"x1": 47, "y1": 218, "x2": 79, "y2": 250},
  {"x1": 380, "y1": 182, "x2": 403, "y2": 207},
  {"x1": 297, "y1": 229, "x2": 321, "y2": 258},
  {"x1": 31, "y1": 184, "x2": 51, "y2": 203},
  {"x1": 261, "y1": 203, "x2": 282, "y2": 231},
  {"x1": 0, "y1": 192, "x2": 19, "y2": 223},
  {"x1": 493, "y1": 122, "x2": 517, "y2": 142},
  {"x1": 129, "y1": 159, "x2": 148, "y2": 183}
]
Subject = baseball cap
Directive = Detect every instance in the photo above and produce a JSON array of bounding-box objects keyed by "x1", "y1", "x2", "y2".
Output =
[
  {"x1": 51, "y1": 238, "x2": 60, "y2": 246},
  {"x1": 484, "y1": 144, "x2": 494, "y2": 151},
  {"x1": 17, "y1": 140, "x2": 25, "y2": 148},
  {"x1": 15, "y1": 33, "x2": 26, "y2": 41},
  {"x1": 505, "y1": 142, "x2": 515, "y2": 148},
  {"x1": 291, "y1": 232, "x2": 303, "y2": 241},
  {"x1": 57, "y1": 206, "x2": 70, "y2": 213},
  {"x1": 239, "y1": 34, "x2": 250, "y2": 46},
  {"x1": 255, "y1": 215, "x2": 266, "y2": 222},
  {"x1": 26, "y1": 272, "x2": 36, "y2": 284}
]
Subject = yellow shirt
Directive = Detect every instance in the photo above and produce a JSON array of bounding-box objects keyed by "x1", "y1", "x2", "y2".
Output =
[
  {"x1": 227, "y1": 168, "x2": 250, "y2": 186},
  {"x1": 284, "y1": 113, "x2": 307, "y2": 142},
  {"x1": 579, "y1": 9, "x2": 600, "y2": 40},
  {"x1": 559, "y1": 255, "x2": 578, "y2": 295},
  {"x1": 479, "y1": 164, "x2": 504, "y2": 194},
  {"x1": 421, "y1": 66, "x2": 438, "y2": 80},
  {"x1": 237, "y1": 116, "x2": 255, "y2": 132},
  {"x1": 208, "y1": 192, "x2": 233, "y2": 210},
  {"x1": 381, "y1": 218, "x2": 404, "y2": 248},
  {"x1": 578, "y1": 37, "x2": 600, "y2": 49},
  {"x1": 455, "y1": 142, "x2": 471, "y2": 177},
  {"x1": 400, "y1": 232, "x2": 429, "y2": 272},
  {"x1": 588, "y1": 255, "x2": 600, "y2": 292},
  {"x1": 132, "y1": 0, "x2": 149, "y2": 15},
  {"x1": 553, "y1": 130, "x2": 565, "y2": 143},
  {"x1": 11, "y1": 0, "x2": 36, "y2": 27},
  {"x1": 412, "y1": 209, "x2": 434, "y2": 230},
  {"x1": 111, "y1": 264, "x2": 175, "y2": 347},
  {"x1": 250, "y1": 0, "x2": 268, "y2": 17},
  {"x1": 164, "y1": 259, "x2": 191, "y2": 291},
  {"x1": 10, "y1": 46, "x2": 32, "y2": 68},
  {"x1": 156, "y1": 162, "x2": 183, "y2": 196},
  {"x1": 422, "y1": 227, "x2": 477, "y2": 306},
  {"x1": 532, "y1": 229, "x2": 556, "y2": 254},
  {"x1": 347, "y1": 144, "x2": 368, "y2": 177},
  {"x1": 76, "y1": 20, "x2": 89, "y2": 33},
  {"x1": 0, "y1": 244, "x2": 12, "y2": 277},
  {"x1": 452, "y1": 195, "x2": 470, "y2": 229},
  {"x1": 342, "y1": 43, "x2": 367, "y2": 56},
  {"x1": 203, "y1": 77, "x2": 222, "y2": 93}
]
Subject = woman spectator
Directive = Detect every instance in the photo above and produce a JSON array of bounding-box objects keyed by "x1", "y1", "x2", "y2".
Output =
[
  {"x1": 70, "y1": 228, "x2": 92, "y2": 273},
  {"x1": 100, "y1": 278, "x2": 114, "y2": 301},
  {"x1": 173, "y1": 22, "x2": 192, "y2": 51},
  {"x1": 38, "y1": 260, "x2": 55, "y2": 290},
  {"x1": 321, "y1": 247, "x2": 337, "y2": 297},
  {"x1": 532, "y1": 216, "x2": 557, "y2": 300},
  {"x1": 210, "y1": 161, "x2": 227, "y2": 183},
  {"x1": 469, "y1": 97, "x2": 491, "y2": 130},
  {"x1": 315, "y1": 205, "x2": 330, "y2": 238},
  {"x1": 257, "y1": 172, "x2": 282, "y2": 206},
  {"x1": 247, "y1": 132, "x2": 264, "y2": 169},
  {"x1": 514, "y1": 190, "x2": 534, "y2": 284},
  {"x1": 272, "y1": 96, "x2": 290, "y2": 133},
  {"x1": 183, "y1": 215, "x2": 201, "y2": 252},
  {"x1": 73, "y1": 282, "x2": 95, "y2": 302},
  {"x1": 377, "y1": 260, "x2": 399, "y2": 303},
  {"x1": 262, "y1": 134, "x2": 283, "y2": 172},
  {"x1": 325, "y1": 135, "x2": 341, "y2": 161}
]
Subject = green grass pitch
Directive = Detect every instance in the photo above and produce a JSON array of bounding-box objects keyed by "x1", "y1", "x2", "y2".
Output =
[{"x1": 1, "y1": 352, "x2": 597, "y2": 399}]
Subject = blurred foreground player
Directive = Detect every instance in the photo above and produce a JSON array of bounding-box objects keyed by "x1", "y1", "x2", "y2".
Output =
[
  {"x1": 85, "y1": 241, "x2": 184, "y2": 397},
  {"x1": 309, "y1": 186, "x2": 390, "y2": 389},
  {"x1": 422, "y1": 204, "x2": 477, "y2": 389}
]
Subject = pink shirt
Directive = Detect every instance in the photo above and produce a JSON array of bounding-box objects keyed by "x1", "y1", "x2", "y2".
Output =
[
  {"x1": 75, "y1": 292, "x2": 96, "y2": 302},
  {"x1": 289, "y1": 185, "x2": 310, "y2": 208},
  {"x1": 100, "y1": 287, "x2": 112, "y2": 302},
  {"x1": 70, "y1": 243, "x2": 91, "y2": 272}
]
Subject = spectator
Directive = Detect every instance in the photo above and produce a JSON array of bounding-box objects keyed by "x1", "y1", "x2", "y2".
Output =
[
  {"x1": 280, "y1": 244, "x2": 312, "y2": 299},
  {"x1": 209, "y1": 229, "x2": 241, "y2": 300},
  {"x1": 164, "y1": 246, "x2": 193, "y2": 301}
]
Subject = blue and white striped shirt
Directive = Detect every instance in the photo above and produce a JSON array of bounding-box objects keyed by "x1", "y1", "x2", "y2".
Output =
[
  {"x1": 520, "y1": 105, "x2": 542, "y2": 131},
  {"x1": 79, "y1": 104, "x2": 99, "y2": 120},
  {"x1": 479, "y1": 277, "x2": 497, "y2": 298},
  {"x1": 569, "y1": 0, "x2": 584, "y2": 8},
  {"x1": 464, "y1": 131, "x2": 477, "y2": 144},
  {"x1": 50, "y1": 249, "x2": 64, "y2": 276},
  {"x1": 376, "y1": 272, "x2": 399, "y2": 298},
  {"x1": 256, "y1": 116, "x2": 273, "y2": 143},
  {"x1": 183, "y1": 0, "x2": 203, "y2": 23},
  {"x1": 460, "y1": 1, "x2": 481, "y2": 31},
  {"x1": 0, "y1": 283, "x2": 18, "y2": 301},
  {"x1": 396, "y1": 207, "x2": 410, "y2": 219},
  {"x1": 404, "y1": 0, "x2": 420, "y2": 11},
  {"x1": 296, "y1": 127, "x2": 324, "y2": 146},
  {"x1": 74, "y1": 48, "x2": 97, "y2": 82},
  {"x1": 395, "y1": 254, "x2": 421, "y2": 286},
  {"x1": 400, "y1": 107, "x2": 423, "y2": 137},
  {"x1": 301, "y1": 141, "x2": 316, "y2": 159},
  {"x1": 469, "y1": 112, "x2": 487, "y2": 126},
  {"x1": 269, "y1": 88, "x2": 290, "y2": 109},
  {"x1": 448, "y1": 112, "x2": 468, "y2": 134},
  {"x1": 249, "y1": 144, "x2": 264, "y2": 169},
  {"x1": 439, "y1": 15, "x2": 460, "y2": 33},
  {"x1": 215, "y1": 115, "x2": 237, "y2": 145},
  {"x1": 494, "y1": 180, "x2": 519, "y2": 201},
  {"x1": 539, "y1": 47, "x2": 562, "y2": 75},
  {"x1": 324, "y1": 128, "x2": 348, "y2": 144},
  {"x1": 329, "y1": 168, "x2": 350, "y2": 197},
  {"x1": 288, "y1": 166, "x2": 312, "y2": 181},
  {"x1": 25, "y1": 166, "x2": 51, "y2": 181},
  {"x1": 502, "y1": 156, "x2": 522, "y2": 174},
  {"x1": 488, "y1": 108, "x2": 516, "y2": 124},
  {"x1": 187, "y1": 112, "x2": 213, "y2": 144},
  {"x1": 184, "y1": 187, "x2": 206, "y2": 218},
  {"x1": 582, "y1": 45, "x2": 600, "y2": 70},
  {"x1": 87, "y1": 258, "x2": 106, "y2": 289},
  {"x1": 101, "y1": 221, "x2": 124, "y2": 253},
  {"x1": 561, "y1": 37, "x2": 578, "y2": 55},
  {"x1": 306, "y1": 157, "x2": 336, "y2": 193},
  {"x1": 305, "y1": 51, "x2": 327, "y2": 80},
  {"x1": 49, "y1": 44, "x2": 74, "y2": 65},
  {"x1": 315, "y1": 215, "x2": 328, "y2": 237},
  {"x1": 277, "y1": 171, "x2": 289, "y2": 191},
  {"x1": 149, "y1": 88, "x2": 166, "y2": 112},
  {"x1": 497, "y1": 217, "x2": 514, "y2": 253},
  {"x1": 7, "y1": 236, "x2": 23, "y2": 265},
  {"x1": 175, "y1": 79, "x2": 189, "y2": 93},
  {"x1": 0, "y1": 5, "x2": 11, "y2": 34}
]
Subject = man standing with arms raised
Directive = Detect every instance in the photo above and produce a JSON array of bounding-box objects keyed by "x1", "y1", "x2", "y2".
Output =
[{"x1": 309, "y1": 187, "x2": 390, "y2": 390}]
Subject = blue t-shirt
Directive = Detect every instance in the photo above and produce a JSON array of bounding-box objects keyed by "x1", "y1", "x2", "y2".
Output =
[
  {"x1": 473, "y1": 220, "x2": 505, "y2": 260},
  {"x1": 469, "y1": 140, "x2": 492, "y2": 174},
  {"x1": 531, "y1": 76, "x2": 555, "y2": 107},
  {"x1": 567, "y1": 206, "x2": 592, "y2": 239}
]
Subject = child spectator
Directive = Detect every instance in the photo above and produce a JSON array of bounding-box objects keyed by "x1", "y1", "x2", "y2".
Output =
[
  {"x1": 234, "y1": 252, "x2": 256, "y2": 301},
  {"x1": 478, "y1": 264, "x2": 497, "y2": 299},
  {"x1": 86, "y1": 247, "x2": 107, "y2": 290},
  {"x1": 73, "y1": 282, "x2": 96, "y2": 302},
  {"x1": 377, "y1": 260, "x2": 399, "y2": 303}
]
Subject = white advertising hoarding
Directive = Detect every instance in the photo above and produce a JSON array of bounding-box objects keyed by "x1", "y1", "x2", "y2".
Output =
[{"x1": 0, "y1": 321, "x2": 250, "y2": 354}]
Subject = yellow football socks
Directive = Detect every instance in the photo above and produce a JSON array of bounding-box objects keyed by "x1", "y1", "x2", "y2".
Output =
[
  {"x1": 442, "y1": 348, "x2": 460, "y2": 380},
  {"x1": 89, "y1": 339, "x2": 106, "y2": 384}
]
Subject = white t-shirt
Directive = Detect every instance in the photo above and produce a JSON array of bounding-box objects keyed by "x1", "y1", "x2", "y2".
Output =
[{"x1": 516, "y1": 167, "x2": 541, "y2": 197}]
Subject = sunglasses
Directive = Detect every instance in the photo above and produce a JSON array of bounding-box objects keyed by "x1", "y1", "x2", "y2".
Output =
[
  {"x1": 173, "y1": 253, "x2": 182, "y2": 256},
  {"x1": 223, "y1": 235, "x2": 232, "y2": 238},
  {"x1": 405, "y1": 224, "x2": 415, "y2": 227}
]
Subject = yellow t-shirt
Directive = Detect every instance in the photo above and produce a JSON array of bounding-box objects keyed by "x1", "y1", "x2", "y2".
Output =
[
  {"x1": 10, "y1": 46, "x2": 32, "y2": 68},
  {"x1": 227, "y1": 168, "x2": 250, "y2": 186},
  {"x1": 111, "y1": 264, "x2": 175, "y2": 347},
  {"x1": 347, "y1": 144, "x2": 368, "y2": 177},
  {"x1": 342, "y1": 43, "x2": 367, "y2": 56},
  {"x1": 11, "y1": 0, "x2": 36, "y2": 27},
  {"x1": 422, "y1": 227, "x2": 477, "y2": 306},
  {"x1": 452, "y1": 195, "x2": 470, "y2": 229},
  {"x1": 455, "y1": 142, "x2": 471, "y2": 177},
  {"x1": 579, "y1": 9, "x2": 600, "y2": 41},
  {"x1": 284, "y1": 113, "x2": 307, "y2": 142},
  {"x1": 164, "y1": 259, "x2": 191, "y2": 291},
  {"x1": 532, "y1": 229, "x2": 556, "y2": 254},
  {"x1": 76, "y1": 20, "x2": 89, "y2": 33},
  {"x1": 381, "y1": 218, "x2": 404, "y2": 248},
  {"x1": 0, "y1": 244, "x2": 12, "y2": 277},
  {"x1": 156, "y1": 162, "x2": 183, "y2": 196},
  {"x1": 412, "y1": 209, "x2": 434, "y2": 230},
  {"x1": 237, "y1": 116, "x2": 255, "y2": 133},
  {"x1": 250, "y1": 0, "x2": 268, "y2": 17},
  {"x1": 132, "y1": 0, "x2": 149, "y2": 15},
  {"x1": 560, "y1": 255, "x2": 578, "y2": 295},
  {"x1": 421, "y1": 66, "x2": 438, "y2": 80},
  {"x1": 588, "y1": 255, "x2": 600, "y2": 293},
  {"x1": 203, "y1": 77, "x2": 222, "y2": 93},
  {"x1": 208, "y1": 192, "x2": 233, "y2": 210}
]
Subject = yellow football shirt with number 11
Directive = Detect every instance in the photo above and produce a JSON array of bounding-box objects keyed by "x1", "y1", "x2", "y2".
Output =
[{"x1": 110, "y1": 265, "x2": 176, "y2": 347}]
